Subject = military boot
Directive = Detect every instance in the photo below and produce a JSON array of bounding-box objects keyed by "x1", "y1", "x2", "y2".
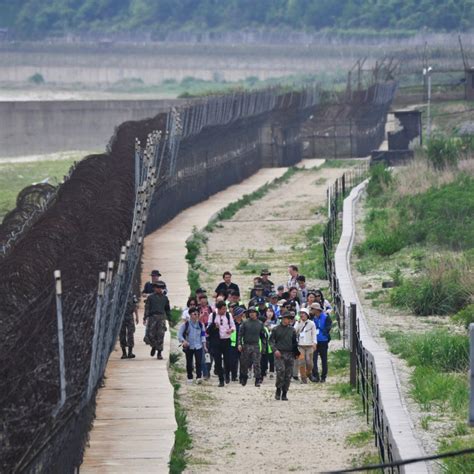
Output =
[
  {"x1": 121, "y1": 346, "x2": 127, "y2": 359},
  {"x1": 157, "y1": 350, "x2": 163, "y2": 360},
  {"x1": 150, "y1": 347, "x2": 156, "y2": 357},
  {"x1": 127, "y1": 348, "x2": 136, "y2": 359},
  {"x1": 275, "y1": 388, "x2": 281, "y2": 400},
  {"x1": 281, "y1": 391, "x2": 288, "y2": 401}
]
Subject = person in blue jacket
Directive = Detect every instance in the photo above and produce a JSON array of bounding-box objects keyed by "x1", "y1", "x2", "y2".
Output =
[{"x1": 310, "y1": 302, "x2": 332, "y2": 383}]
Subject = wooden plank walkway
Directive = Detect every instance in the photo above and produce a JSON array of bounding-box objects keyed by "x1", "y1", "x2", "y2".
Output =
[{"x1": 80, "y1": 165, "x2": 307, "y2": 473}]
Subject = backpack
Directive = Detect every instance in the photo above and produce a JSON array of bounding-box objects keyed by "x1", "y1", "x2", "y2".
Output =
[
  {"x1": 206, "y1": 311, "x2": 230, "y2": 340},
  {"x1": 184, "y1": 320, "x2": 204, "y2": 339}
]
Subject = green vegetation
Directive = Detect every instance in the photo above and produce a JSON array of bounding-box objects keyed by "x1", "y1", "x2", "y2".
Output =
[
  {"x1": 3, "y1": 0, "x2": 473, "y2": 37},
  {"x1": 27, "y1": 73, "x2": 45, "y2": 84},
  {"x1": 384, "y1": 330, "x2": 469, "y2": 418},
  {"x1": 169, "y1": 308, "x2": 182, "y2": 328},
  {"x1": 169, "y1": 355, "x2": 192, "y2": 474},
  {"x1": 0, "y1": 157, "x2": 78, "y2": 221},
  {"x1": 208, "y1": 167, "x2": 300, "y2": 228},
  {"x1": 439, "y1": 437, "x2": 474, "y2": 474},
  {"x1": 185, "y1": 228, "x2": 208, "y2": 293},
  {"x1": 345, "y1": 430, "x2": 373, "y2": 447},
  {"x1": 452, "y1": 304, "x2": 474, "y2": 329},
  {"x1": 383, "y1": 331, "x2": 469, "y2": 373}
]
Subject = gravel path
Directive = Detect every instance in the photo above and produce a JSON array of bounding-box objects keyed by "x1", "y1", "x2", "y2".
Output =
[{"x1": 174, "y1": 163, "x2": 379, "y2": 473}]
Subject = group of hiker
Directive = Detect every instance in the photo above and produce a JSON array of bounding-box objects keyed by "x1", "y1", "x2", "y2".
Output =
[
  {"x1": 178, "y1": 266, "x2": 333, "y2": 401},
  {"x1": 119, "y1": 265, "x2": 333, "y2": 400}
]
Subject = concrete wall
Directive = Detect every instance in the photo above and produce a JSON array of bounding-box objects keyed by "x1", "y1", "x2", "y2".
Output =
[{"x1": 0, "y1": 99, "x2": 182, "y2": 157}]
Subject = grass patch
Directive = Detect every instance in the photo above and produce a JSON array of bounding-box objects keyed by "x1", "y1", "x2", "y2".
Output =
[
  {"x1": 410, "y1": 367, "x2": 469, "y2": 416},
  {"x1": 350, "y1": 451, "x2": 382, "y2": 474},
  {"x1": 329, "y1": 349, "x2": 350, "y2": 374},
  {"x1": 383, "y1": 330, "x2": 469, "y2": 372},
  {"x1": 235, "y1": 258, "x2": 270, "y2": 275},
  {"x1": 346, "y1": 430, "x2": 373, "y2": 447},
  {"x1": 208, "y1": 166, "x2": 301, "y2": 225},
  {"x1": 330, "y1": 382, "x2": 357, "y2": 398},
  {"x1": 0, "y1": 157, "x2": 78, "y2": 220},
  {"x1": 439, "y1": 435, "x2": 474, "y2": 473},
  {"x1": 452, "y1": 304, "x2": 474, "y2": 329},
  {"x1": 169, "y1": 370, "x2": 192, "y2": 474},
  {"x1": 389, "y1": 256, "x2": 472, "y2": 316},
  {"x1": 322, "y1": 159, "x2": 358, "y2": 168},
  {"x1": 170, "y1": 308, "x2": 182, "y2": 328}
]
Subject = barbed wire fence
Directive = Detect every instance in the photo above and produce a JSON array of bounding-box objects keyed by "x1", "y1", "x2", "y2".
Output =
[{"x1": 0, "y1": 80, "x2": 396, "y2": 473}]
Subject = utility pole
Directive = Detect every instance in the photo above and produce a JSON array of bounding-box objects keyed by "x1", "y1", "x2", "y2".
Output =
[{"x1": 423, "y1": 67, "x2": 433, "y2": 140}]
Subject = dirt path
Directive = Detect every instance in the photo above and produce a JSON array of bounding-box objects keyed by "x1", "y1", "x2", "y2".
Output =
[{"x1": 175, "y1": 162, "x2": 378, "y2": 473}]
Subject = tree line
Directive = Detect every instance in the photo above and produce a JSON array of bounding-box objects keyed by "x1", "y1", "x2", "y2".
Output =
[{"x1": 1, "y1": 0, "x2": 473, "y2": 38}]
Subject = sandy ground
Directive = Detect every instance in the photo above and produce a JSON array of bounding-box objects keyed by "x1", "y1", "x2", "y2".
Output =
[
  {"x1": 174, "y1": 162, "x2": 379, "y2": 473},
  {"x1": 351, "y1": 193, "x2": 460, "y2": 472}
]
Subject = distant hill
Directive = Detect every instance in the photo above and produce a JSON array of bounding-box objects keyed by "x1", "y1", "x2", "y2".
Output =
[{"x1": 1, "y1": 0, "x2": 473, "y2": 38}]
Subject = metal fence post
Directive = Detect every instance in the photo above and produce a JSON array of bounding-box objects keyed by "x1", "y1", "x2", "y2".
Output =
[
  {"x1": 470, "y1": 323, "x2": 474, "y2": 426},
  {"x1": 54, "y1": 270, "x2": 67, "y2": 412},
  {"x1": 350, "y1": 303, "x2": 357, "y2": 387},
  {"x1": 87, "y1": 271, "x2": 106, "y2": 401}
]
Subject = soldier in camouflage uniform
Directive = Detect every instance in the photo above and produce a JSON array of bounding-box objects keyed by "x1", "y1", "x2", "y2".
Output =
[
  {"x1": 269, "y1": 310, "x2": 299, "y2": 400},
  {"x1": 120, "y1": 294, "x2": 139, "y2": 359},
  {"x1": 238, "y1": 307, "x2": 267, "y2": 387},
  {"x1": 144, "y1": 281, "x2": 171, "y2": 359}
]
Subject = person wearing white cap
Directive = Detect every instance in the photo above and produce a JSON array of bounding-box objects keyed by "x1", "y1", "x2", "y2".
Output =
[{"x1": 294, "y1": 307, "x2": 317, "y2": 384}]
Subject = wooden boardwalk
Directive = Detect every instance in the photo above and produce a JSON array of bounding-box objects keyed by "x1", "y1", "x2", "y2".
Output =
[{"x1": 81, "y1": 166, "x2": 297, "y2": 473}]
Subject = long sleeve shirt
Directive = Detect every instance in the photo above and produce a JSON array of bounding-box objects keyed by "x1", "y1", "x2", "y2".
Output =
[
  {"x1": 269, "y1": 324, "x2": 297, "y2": 353},
  {"x1": 178, "y1": 320, "x2": 206, "y2": 350},
  {"x1": 295, "y1": 319, "x2": 317, "y2": 347},
  {"x1": 238, "y1": 319, "x2": 265, "y2": 346},
  {"x1": 208, "y1": 312, "x2": 236, "y2": 339},
  {"x1": 144, "y1": 292, "x2": 171, "y2": 320}
]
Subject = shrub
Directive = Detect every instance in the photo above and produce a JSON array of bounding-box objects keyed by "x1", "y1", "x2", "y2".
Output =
[
  {"x1": 367, "y1": 163, "x2": 393, "y2": 198},
  {"x1": 426, "y1": 135, "x2": 461, "y2": 170},
  {"x1": 452, "y1": 304, "x2": 474, "y2": 329},
  {"x1": 28, "y1": 73, "x2": 45, "y2": 84},
  {"x1": 384, "y1": 330, "x2": 469, "y2": 372},
  {"x1": 390, "y1": 257, "x2": 471, "y2": 315}
]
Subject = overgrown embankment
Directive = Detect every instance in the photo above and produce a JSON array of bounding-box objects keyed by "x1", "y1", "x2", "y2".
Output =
[{"x1": 353, "y1": 140, "x2": 474, "y2": 472}]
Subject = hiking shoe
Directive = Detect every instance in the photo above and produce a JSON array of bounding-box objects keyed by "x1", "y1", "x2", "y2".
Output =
[
  {"x1": 231, "y1": 377, "x2": 238, "y2": 382},
  {"x1": 127, "y1": 352, "x2": 136, "y2": 359},
  {"x1": 255, "y1": 379, "x2": 261, "y2": 387},
  {"x1": 196, "y1": 378, "x2": 202, "y2": 385},
  {"x1": 275, "y1": 388, "x2": 281, "y2": 400},
  {"x1": 309, "y1": 375, "x2": 319, "y2": 383},
  {"x1": 150, "y1": 347, "x2": 156, "y2": 357},
  {"x1": 292, "y1": 376, "x2": 299, "y2": 381},
  {"x1": 281, "y1": 391, "x2": 288, "y2": 401},
  {"x1": 225, "y1": 376, "x2": 230, "y2": 384},
  {"x1": 218, "y1": 380, "x2": 225, "y2": 387},
  {"x1": 121, "y1": 353, "x2": 128, "y2": 359},
  {"x1": 186, "y1": 379, "x2": 193, "y2": 385},
  {"x1": 204, "y1": 374, "x2": 210, "y2": 380},
  {"x1": 241, "y1": 378, "x2": 247, "y2": 387},
  {"x1": 320, "y1": 378, "x2": 326, "y2": 383},
  {"x1": 300, "y1": 378, "x2": 308, "y2": 384}
]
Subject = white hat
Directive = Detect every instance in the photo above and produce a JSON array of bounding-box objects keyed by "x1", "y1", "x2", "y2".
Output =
[{"x1": 300, "y1": 307, "x2": 310, "y2": 315}]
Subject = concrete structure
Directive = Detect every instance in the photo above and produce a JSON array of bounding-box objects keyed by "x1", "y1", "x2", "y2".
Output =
[
  {"x1": 335, "y1": 181, "x2": 430, "y2": 473},
  {"x1": 466, "y1": 68, "x2": 474, "y2": 100},
  {"x1": 0, "y1": 99, "x2": 181, "y2": 157}
]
